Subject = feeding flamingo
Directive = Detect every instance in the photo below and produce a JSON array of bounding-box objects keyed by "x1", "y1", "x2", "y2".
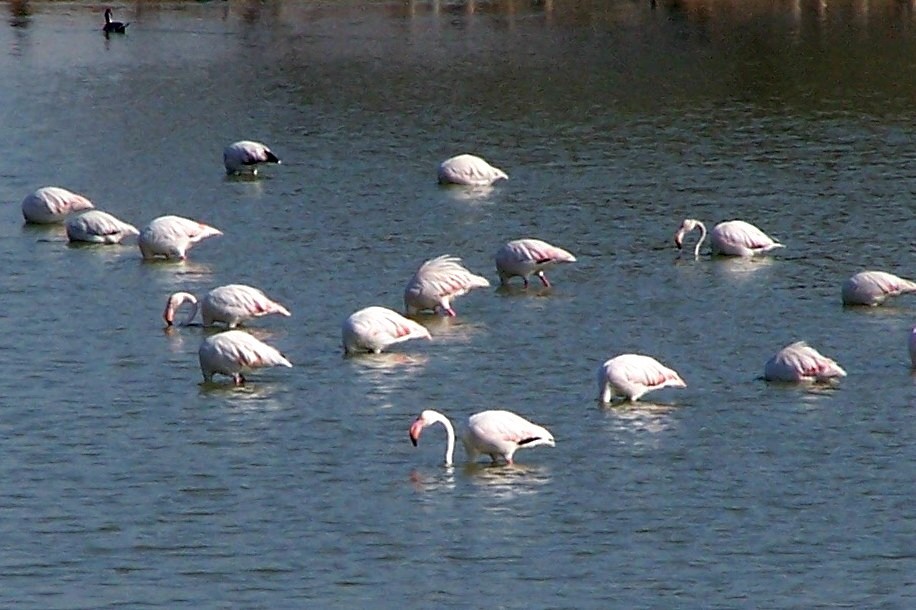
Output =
[
  {"x1": 223, "y1": 140, "x2": 281, "y2": 175},
  {"x1": 674, "y1": 218, "x2": 784, "y2": 258},
  {"x1": 404, "y1": 255, "x2": 490, "y2": 317},
  {"x1": 342, "y1": 306, "x2": 431, "y2": 354},
  {"x1": 138, "y1": 215, "x2": 222, "y2": 260},
  {"x1": 164, "y1": 284, "x2": 291, "y2": 328},
  {"x1": 495, "y1": 238, "x2": 577, "y2": 288},
  {"x1": 598, "y1": 354, "x2": 687, "y2": 403},
  {"x1": 198, "y1": 330, "x2": 292, "y2": 385},
  {"x1": 437, "y1": 154, "x2": 508, "y2": 186},
  {"x1": 21, "y1": 186, "x2": 94, "y2": 224},
  {"x1": 65, "y1": 210, "x2": 139, "y2": 244},
  {"x1": 764, "y1": 341, "x2": 846, "y2": 382},
  {"x1": 841, "y1": 270, "x2": 916, "y2": 306},
  {"x1": 409, "y1": 409, "x2": 554, "y2": 466}
]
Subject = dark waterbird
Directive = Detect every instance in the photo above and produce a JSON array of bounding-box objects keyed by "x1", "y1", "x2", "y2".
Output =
[{"x1": 103, "y1": 8, "x2": 128, "y2": 34}]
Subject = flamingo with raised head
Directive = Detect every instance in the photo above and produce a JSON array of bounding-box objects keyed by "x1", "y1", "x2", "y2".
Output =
[
  {"x1": 138, "y1": 215, "x2": 222, "y2": 260},
  {"x1": 409, "y1": 409, "x2": 554, "y2": 466},
  {"x1": 437, "y1": 154, "x2": 508, "y2": 186},
  {"x1": 103, "y1": 8, "x2": 128, "y2": 34},
  {"x1": 21, "y1": 187, "x2": 94, "y2": 224},
  {"x1": 65, "y1": 210, "x2": 139, "y2": 244},
  {"x1": 674, "y1": 218, "x2": 784, "y2": 258},
  {"x1": 495, "y1": 238, "x2": 577, "y2": 288},
  {"x1": 223, "y1": 140, "x2": 281, "y2": 175},
  {"x1": 342, "y1": 306, "x2": 431, "y2": 354},
  {"x1": 598, "y1": 354, "x2": 687, "y2": 403},
  {"x1": 198, "y1": 330, "x2": 292, "y2": 385},
  {"x1": 404, "y1": 255, "x2": 490, "y2": 317},
  {"x1": 164, "y1": 284, "x2": 291, "y2": 328},
  {"x1": 764, "y1": 341, "x2": 846, "y2": 382},
  {"x1": 841, "y1": 270, "x2": 916, "y2": 306}
]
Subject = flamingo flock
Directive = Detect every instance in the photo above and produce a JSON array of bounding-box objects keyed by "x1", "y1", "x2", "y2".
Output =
[{"x1": 19, "y1": 137, "x2": 916, "y2": 468}]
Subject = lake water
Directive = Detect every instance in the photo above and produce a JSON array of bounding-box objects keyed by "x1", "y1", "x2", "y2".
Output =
[{"x1": 0, "y1": 1, "x2": 914, "y2": 607}]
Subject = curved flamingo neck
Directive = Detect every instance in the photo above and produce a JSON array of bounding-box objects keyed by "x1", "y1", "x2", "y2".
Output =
[
  {"x1": 429, "y1": 411, "x2": 455, "y2": 466},
  {"x1": 693, "y1": 220, "x2": 707, "y2": 258}
]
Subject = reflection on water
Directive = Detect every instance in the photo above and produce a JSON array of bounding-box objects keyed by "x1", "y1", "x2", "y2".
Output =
[
  {"x1": 601, "y1": 401, "x2": 680, "y2": 438},
  {"x1": 439, "y1": 184, "x2": 500, "y2": 204},
  {"x1": 466, "y1": 462, "x2": 552, "y2": 508},
  {"x1": 415, "y1": 314, "x2": 488, "y2": 345}
]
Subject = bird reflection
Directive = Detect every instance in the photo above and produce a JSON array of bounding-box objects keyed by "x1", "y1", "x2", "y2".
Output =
[
  {"x1": 713, "y1": 255, "x2": 775, "y2": 281},
  {"x1": 441, "y1": 184, "x2": 498, "y2": 203},
  {"x1": 409, "y1": 467, "x2": 456, "y2": 492},
  {"x1": 413, "y1": 314, "x2": 486, "y2": 345},
  {"x1": 466, "y1": 462, "x2": 552, "y2": 505},
  {"x1": 600, "y1": 401, "x2": 679, "y2": 436},
  {"x1": 9, "y1": 0, "x2": 29, "y2": 27},
  {"x1": 495, "y1": 283, "x2": 552, "y2": 298}
]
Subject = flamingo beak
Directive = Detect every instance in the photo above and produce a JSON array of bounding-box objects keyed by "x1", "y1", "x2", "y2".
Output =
[
  {"x1": 409, "y1": 419, "x2": 424, "y2": 446},
  {"x1": 674, "y1": 231, "x2": 684, "y2": 249},
  {"x1": 163, "y1": 304, "x2": 174, "y2": 326}
]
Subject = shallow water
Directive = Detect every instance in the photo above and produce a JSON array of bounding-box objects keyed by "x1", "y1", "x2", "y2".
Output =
[{"x1": 0, "y1": 1, "x2": 914, "y2": 607}]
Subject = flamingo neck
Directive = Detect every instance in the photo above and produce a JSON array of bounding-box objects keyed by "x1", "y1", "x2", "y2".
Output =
[
  {"x1": 182, "y1": 300, "x2": 200, "y2": 326},
  {"x1": 693, "y1": 221, "x2": 707, "y2": 259},
  {"x1": 431, "y1": 412, "x2": 455, "y2": 466}
]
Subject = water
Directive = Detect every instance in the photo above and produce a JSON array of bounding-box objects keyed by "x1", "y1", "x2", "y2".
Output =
[{"x1": 0, "y1": 1, "x2": 914, "y2": 607}]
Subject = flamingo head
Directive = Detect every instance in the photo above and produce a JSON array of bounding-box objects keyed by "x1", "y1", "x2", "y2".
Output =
[
  {"x1": 408, "y1": 410, "x2": 440, "y2": 446},
  {"x1": 163, "y1": 291, "x2": 197, "y2": 326},
  {"x1": 673, "y1": 218, "x2": 700, "y2": 249}
]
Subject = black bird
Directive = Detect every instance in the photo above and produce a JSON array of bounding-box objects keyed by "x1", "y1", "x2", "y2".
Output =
[{"x1": 103, "y1": 8, "x2": 128, "y2": 34}]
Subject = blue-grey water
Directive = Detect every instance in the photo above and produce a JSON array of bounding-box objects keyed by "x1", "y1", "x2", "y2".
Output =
[{"x1": 0, "y1": 1, "x2": 914, "y2": 607}]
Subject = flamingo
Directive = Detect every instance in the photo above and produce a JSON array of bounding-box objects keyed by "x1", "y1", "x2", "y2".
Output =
[
  {"x1": 764, "y1": 341, "x2": 846, "y2": 382},
  {"x1": 342, "y1": 306, "x2": 431, "y2": 354},
  {"x1": 224, "y1": 140, "x2": 281, "y2": 175},
  {"x1": 21, "y1": 186, "x2": 94, "y2": 224},
  {"x1": 408, "y1": 409, "x2": 555, "y2": 466},
  {"x1": 909, "y1": 328, "x2": 916, "y2": 368},
  {"x1": 674, "y1": 218, "x2": 784, "y2": 257},
  {"x1": 164, "y1": 284, "x2": 291, "y2": 328},
  {"x1": 198, "y1": 330, "x2": 292, "y2": 385},
  {"x1": 495, "y1": 238, "x2": 577, "y2": 288},
  {"x1": 404, "y1": 255, "x2": 490, "y2": 317},
  {"x1": 598, "y1": 354, "x2": 687, "y2": 403},
  {"x1": 65, "y1": 210, "x2": 139, "y2": 244},
  {"x1": 841, "y1": 270, "x2": 916, "y2": 306},
  {"x1": 437, "y1": 154, "x2": 508, "y2": 186},
  {"x1": 103, "y1": 8, "x2": 128, "y2": 34},
  {"x1": 138, "y1": 215, "x2": 222, "y2": 260}
]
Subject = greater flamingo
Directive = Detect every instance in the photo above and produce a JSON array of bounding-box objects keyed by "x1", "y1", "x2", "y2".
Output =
[
  {"x1": 674, "y1": 218, "x2": 784, "y2": 257},
  {"x1": 764, "y1": 341, "x2": 846, "y2": 382},
  {"x1": 138, "y1": 215, "x2": 222, "y2": 260},
  {"x1": 841, "y1": 270, "x2": 916, "y2": 306},
  {"x1": 495, "y1": 238, "x2": 577, "y2": 288},
  {"x1": 342, "y1": 306, "x2": 431, "y2": 354},
  {"x1": 164, "y1": 285, "x2": 291, "y2": 328},
  {"x1": 408, "y1": 409, "x2": 554, "y2": 466},
  {"x1": 103, "y1": 8, "x2": 128, "y2": 34},
  {"x1": 65, "y1": 210, "x2": 139, "y2": 244},
  {"x1": 437, "y1": 154, "x2": 508, "y2": 186},
  {"x1": 223, "y1": 140, "x2": 281, "y2": 175},
  {"x1": 598, "y1": 354, "x2": 687, "y2": 403},
  {"x1": 404, "y1": 255, "x2": 490, "y2": 316},
  {"x1": 198, "y1": 330, "x2": 292, "y2": 385},
  {"x1": 21, "y1": 187, "x2": 94, "y2": 224}
]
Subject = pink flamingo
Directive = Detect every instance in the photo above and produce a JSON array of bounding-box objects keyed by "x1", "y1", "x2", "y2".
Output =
[
  {"x1": 164, "y1": 284, "x2": 291, "y2": 328},
  {"x1": 495, "y1": 238, "x2": 577, "y2": 288},
  {"x1": 764, "y1": 341, "x2": 846, "y2": 382},
  {"x1": 674, "y1": 218, "x2": 784, "y2": 257},
  {"x1": 598, "y1": 354, "x2": 687, "y2": 403},
  {"x1": 404, "y1": 255, "x2": 490, "y2": 317}
]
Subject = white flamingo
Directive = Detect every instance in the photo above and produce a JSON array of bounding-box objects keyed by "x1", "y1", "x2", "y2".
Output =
[
  {"x1": 198, "y1": 330, "x2": 292, "y2": 385},
  {"x1": 404, "y1": 255, "x2": 490, "y2": 317},
  {"x1": 841, "y1": 270, "x2": 916, "y2": 306},
  {"x1": 138, "y1": 215, "x2": 222, "y2": 260},
  {"x1": 674, "y1": 218, "x2": 784, "y2": 257},
  {"x1": 65, "y1": 210, "x2": 139, "y2": 244},
  {"x1": 224, "y1": 140, "x2": 281, "y2": 175},
  {"x1": 21, "y1": 186, "x2": 94, "y2": 224},
  {"x1": 437, "y1": 154, "x2": 508, "y2": 186},
  {"x1": 409, "y1": 409, "x2": 554, "y2": 466},
  {"x1": 909, "y1": 328, "x2": 916, "y2": 368},
  {"x1": 164, "y1": 284, "x2": 291, "y2": 328},
  {"x1": 495, "y1": 238, "x2": 577, "y2": 288},
  {"x1": 598, "y1": 354, "x2": 687, "y2": 403},
  {"x1": 103, "y1": 8, "x2": 128, "y2": 34},
  {"x1": 764, "y1": 341, "x2": 846, "y2": 382},
  {"x1": 342, "y1": 306, "x2": 431, "y2": 354}
]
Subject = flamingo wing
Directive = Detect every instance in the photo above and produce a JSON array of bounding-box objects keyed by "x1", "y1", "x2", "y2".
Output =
[
  {"x1": 765, "y1": 341, "x2": 846, "y2": 382},
  {"x1": 437, "y1": 154, "x2": 508, "y2": 186},
  {"x1": 712, "y1": 220, "x2": 782, "y2": 255},
  {"x1": 343, "y1": 306, "x2": 430, "y2": 353},
  {"x1": 66, "y1": 210, "x2": 138, "y2": 244},
  {"x1": 842, "y1": 271, "x2": 916, "y2": 306},
  {"x1": 199, "y1": 330, "x2": 292, "y2": 382},
  {"x1": 204, "y1": 284, "x2": 291, "y2": 327},
  {"x1": 22, "y1": 187, "x2": 95, "y2": 224},
  {"x1": 405, "y1": 255, "x2": 490, "y2": 314}
]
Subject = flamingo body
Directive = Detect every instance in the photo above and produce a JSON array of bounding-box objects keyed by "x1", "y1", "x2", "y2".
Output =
[
  {"x1": 138, "y1": 215, "x2": 222, "y2": 260},
  {"x1": 495, "y1": 238, "x2": 577, "y2": 288},
  {"x1": 198, "y1": 330, "x2": 292, "y2": 384},
  {"x1": 66, "y1": 210, "x2": 139, "y2": 244},
  {"x1": 437, "y1": 154, "x2": 508, "y2": 186},
  {"x1": 408, "y1": 409, "x2": 554, "y2": 466},
  {"x1": 841, "y1": 271, "x2": 916, "y2": 306},
  {"x1": 598, "y1": 354, "x2": 687, "y2": 403},
  {"x1": 103, "y1": 8, "x2": 128, "y2": 34},
  {"x1": 164, "y1": 284, "x2": 291, "y2": 328},
  {"x1": 224, "y1": 140, "x2": 281, "y2": 175},
  {"x1": 342, "y1": 306, "x2": 431, "y2": 354},
  {"x1": 764, "y1": 341, "x2": 846, "y2": 382},
  {"x1": 21, "y1": 187, "x2": 94, "y2": 224},
  {"x1": 404, "y1": 255, "x2": 490, "y2": 317},
  {"x1": 674, "y1": 218, "x2": 783, "y2": 257}
]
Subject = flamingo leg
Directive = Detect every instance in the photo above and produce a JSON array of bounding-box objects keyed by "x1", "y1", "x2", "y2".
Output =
[{"x1": 538, "y1": 272, "x2": 551, "y2": 288}]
